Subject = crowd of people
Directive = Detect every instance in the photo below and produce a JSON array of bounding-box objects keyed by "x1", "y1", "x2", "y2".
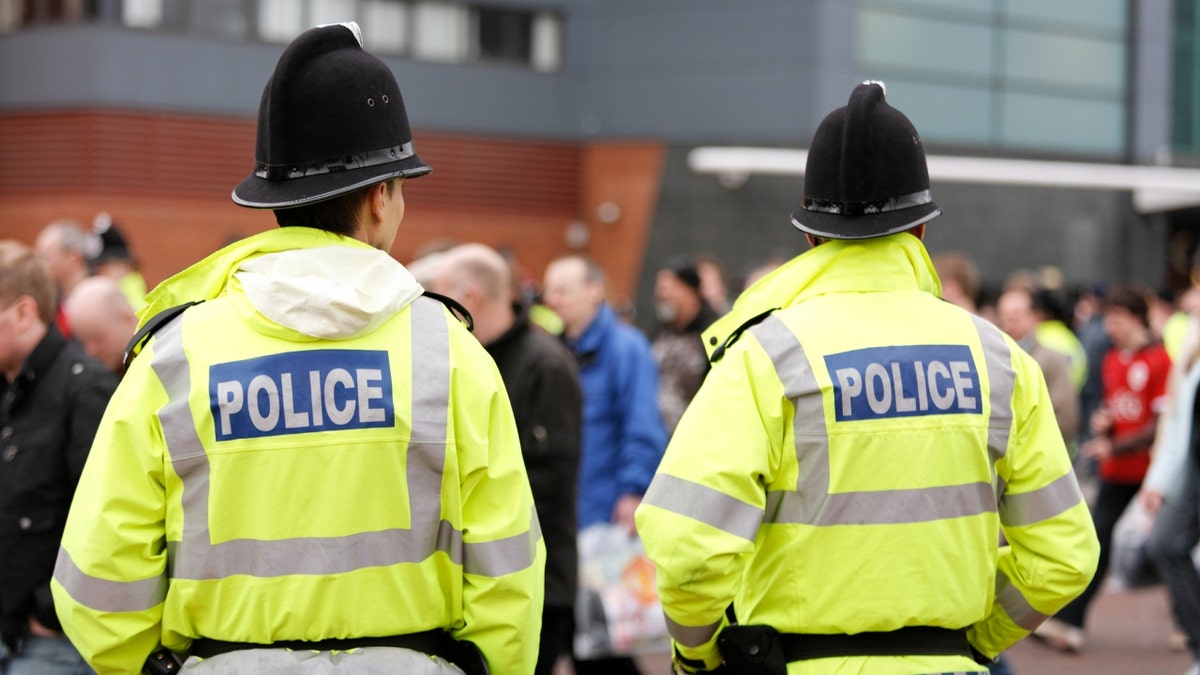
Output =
[{"x1": 0, "y1": 21, "x2": 1197, "y2": 675}]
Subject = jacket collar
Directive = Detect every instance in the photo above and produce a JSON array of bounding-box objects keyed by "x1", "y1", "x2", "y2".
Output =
[
  {"x1": 703, "y1": 233, "x2": 940, "y2": 359},
  {"x1": 570, "y1": 303, "x2": 617, "y2": 358},
  {"x1": 138, "y1": 227, "x2": 423, "y2": 341}
]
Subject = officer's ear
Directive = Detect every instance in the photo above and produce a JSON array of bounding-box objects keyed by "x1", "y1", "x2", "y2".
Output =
[
  {"x1": 805, "y1": 233, "x2": 824, "y2": 248},
  {"x1": 366, "y1": 181, "x2": 390, "y2": 222},
  {"x1": 910, "y1": 224, "x2": 926, "y2": 240}
]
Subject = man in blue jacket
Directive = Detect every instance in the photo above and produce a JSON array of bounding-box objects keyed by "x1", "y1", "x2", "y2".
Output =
[{"x1": 542, "y1": 254, "x2": 666, "y2": 675}]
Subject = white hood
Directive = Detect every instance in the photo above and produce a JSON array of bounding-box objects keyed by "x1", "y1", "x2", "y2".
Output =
[{"x1": 234, "y1": 246, "x2": 424, "y2": 340}]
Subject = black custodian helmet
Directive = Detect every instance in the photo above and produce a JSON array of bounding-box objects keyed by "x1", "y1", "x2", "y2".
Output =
[
  {"x1": 791, "y1": 81, "x2": 940, "y2": 240},
  {"x1": 233, "y1": 22, "x2": 431, "y2": 210}
]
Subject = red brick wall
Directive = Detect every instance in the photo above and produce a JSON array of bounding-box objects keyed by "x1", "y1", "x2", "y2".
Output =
[{"x1": 0, "y1": 108, "x2": 663, "y2": 299}]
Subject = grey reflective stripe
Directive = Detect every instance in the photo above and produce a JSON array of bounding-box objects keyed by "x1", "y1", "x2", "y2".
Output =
[
  {"x1": 151, "y1": 314, "x2": 212, "y2": 575},
  {"x1": 149, "y1": 297, "x2": 535, "y2": 580},
  {"x1": 749, "y1": 316, "x2": 829, "y2": 525},
  {"x1": 752, "y1": 315, "x2": 1001, "y2": 527},
  {"x1": 642, "y1": 474, "x2": 763, "y2": 542},
  {"x1": 970, "y1": 315, "x2": 1015, "y2": 469},
  {"x1": 999, "y1": 471, "x2": 1085, "y2": 527},
  {"x1": 53, "y1": 548, "x2": 168, "y2": 612},
  {"x1": 665, "y1": 615, "x2": 722, "y2": 648},
  {"x1": 463, "y1": 506, "x2": 544, "y2": 577},
  {"x1": 794, "y1": 482, "x2": 995, "y2": 526},
  {"x1": 995, "y1": 568, "x2": 1047, "y2": 631}
]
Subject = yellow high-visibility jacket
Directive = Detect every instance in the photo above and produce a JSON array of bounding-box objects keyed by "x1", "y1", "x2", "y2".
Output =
[
  {"x1": 635, "y1": 233, "x2": 1098, "y2": 674},
  {"x1": 52, "y1": 227, "x2": 545, "y2": 675}
]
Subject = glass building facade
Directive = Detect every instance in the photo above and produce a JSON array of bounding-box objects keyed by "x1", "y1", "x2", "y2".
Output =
[{"x1": 857, "y1": 0, "x2": 1128, "y2": 158}]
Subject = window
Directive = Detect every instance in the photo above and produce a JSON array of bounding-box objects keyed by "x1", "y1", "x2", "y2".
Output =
[
  {"x1": 857, "y1": 1, "x2": 1129, "y2": 157},
  {"x1": 361, "y1": 0, "x2": 409, "y2": 53},
  {"x1": 412, "y1": 1, "x2": 468, "y2": 62},
  {"x1": 474, "y1": 7, "x2": 531, "y2": 64}
]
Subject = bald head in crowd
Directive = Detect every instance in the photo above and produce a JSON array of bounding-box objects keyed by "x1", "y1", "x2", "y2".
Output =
[
  {"x1": 64, "y1": 276, "x2": 137, "y2": 374},
  {"x1": 430, "y1": 243, "x2": 516, "y2": 346},
  {"x1": 35, "y1": 220, "x2": 92, "y2": 298}
]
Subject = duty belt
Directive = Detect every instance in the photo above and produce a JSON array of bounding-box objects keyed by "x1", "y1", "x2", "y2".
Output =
[
  {"x1": 780, "y1": 626, "x2": 973, "y2": 661},
  {"x1": 189, "y1": 630, "x2": 488, "y2": 675}
]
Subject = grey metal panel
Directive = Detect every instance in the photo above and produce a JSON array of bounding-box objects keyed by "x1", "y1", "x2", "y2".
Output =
[{"x1": 1129, "y1": 0, "x2": 1173, "y2": 164}]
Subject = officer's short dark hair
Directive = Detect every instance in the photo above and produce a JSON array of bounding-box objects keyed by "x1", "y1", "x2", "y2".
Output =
[{"x1": 273, "y1": 180, "x2": 396, "y2": 236}]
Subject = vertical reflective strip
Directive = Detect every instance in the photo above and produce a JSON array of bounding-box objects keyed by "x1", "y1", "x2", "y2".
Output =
[
  {"x1": 408, "y1": 297, "x2": 452, "y2": 559},
  {"x1": 995, "y1": 568, "x2": 1047, "y2": 631},
  {"x1": 748, "y1": 316, "x2": 829, "y2": 525},
  {"x1": 154, "y1": 298, "x2": 459, "y2": 580},
  {"x1": 150, "y1": 316, "x2": 211, "y2": 579},
  {"x1": 970, "y1": 315, "x2": 1015, "y2": 472}
]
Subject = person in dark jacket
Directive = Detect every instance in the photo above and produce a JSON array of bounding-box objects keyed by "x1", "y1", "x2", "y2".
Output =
[
  {"x1": 651, "y1": 256, "x2": 719, "y2": 436},
  {"x1": 0, "y1": 240, "x2": 118, "y2": 673},
  {"x1": 432, "y1": 243, "x2": 583, "y2": 675}
]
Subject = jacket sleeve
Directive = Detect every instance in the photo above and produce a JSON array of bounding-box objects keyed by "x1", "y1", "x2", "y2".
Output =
[
  {"x1": 968, "y1": 347, "x2": 1099, "y2": 657},
  {"x1": 614, "y1": 330, "x2": 668, "y2": 498},
  {"x1": 449, "y1": 332, "x2": 546, "y2": 675},
  {"x1": 51, "y1": 354, "x2": 170, "y2": 674},
  {"x1": 635, "y1": 338, "x2": 781, "y2": 669}
]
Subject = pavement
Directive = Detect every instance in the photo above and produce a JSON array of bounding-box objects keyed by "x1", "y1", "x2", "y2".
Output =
[{"x1": 559, "y1": 584, "x2": 1194, "y2": 675}]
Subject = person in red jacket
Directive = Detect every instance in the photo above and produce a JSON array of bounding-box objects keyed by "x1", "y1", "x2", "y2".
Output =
[{"x1": 1036, "y1": 283, "x2": 1171, "y2": 652}]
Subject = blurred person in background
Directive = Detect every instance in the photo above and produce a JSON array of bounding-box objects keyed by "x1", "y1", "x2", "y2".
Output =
[
  {"x1": 1036, "y1": 284, "x2": 1171, "y2": 654},
  {"x1": 694, "y1": 253, "x2": 730, "y2": 315},
  {"x1": 998, "y1": 286, "x2": 1080, "y2": 457},
  {"x1": 542, "y1": 253, "x2": 666, "y2": 675},
  {"x1": 1140, "y1": 295, "x2": 1200, "y2": 675},
  {"x1": 651, "y1": 256, "x2": 718, "y2": 435},
  {"x1": 87, "y1": 213, "x2": 146, "y2": 314},
  {"x1": 33, "y1": 220, "x2": 92, "y2": 338},
  {"x1": 1034, "y1": 287, "x2": 1088, "y2": 393},
  {"x1": 432, "y1": 243, "x2": 582, "y2": 675},
  {"x1": 932, "y1": 250, "x2": 981, "y2": 313},
  {"x1": 0, "y1": 240, "x2": 118, "y2": 674},
  {"x1": 1074, "y1": 283, "x2": 1112, "y2": 447},
  {"x1": 62, "y1": 276, "x2": 138, "y2": 376}
]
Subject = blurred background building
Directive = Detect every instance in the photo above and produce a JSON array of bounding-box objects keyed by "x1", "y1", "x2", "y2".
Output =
[{"x1": 2, "y1": 0, "x2": 1199, "y2": 329}]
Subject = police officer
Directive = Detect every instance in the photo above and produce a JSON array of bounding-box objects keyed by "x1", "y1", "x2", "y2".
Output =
[
  {"x1": 634, "y1": 81, "x2": 1100, "y2": 674},
  {"x1": 51, "y1": 22, "x2": 543, "y2": 674}
]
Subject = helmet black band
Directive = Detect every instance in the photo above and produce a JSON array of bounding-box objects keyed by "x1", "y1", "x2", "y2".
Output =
[
  {"x1": 801, "y1": 189, "x2": 932, "y2": 217},
  {"x1": 255, "y1": 142, "x2": 418, "y2": 180}
]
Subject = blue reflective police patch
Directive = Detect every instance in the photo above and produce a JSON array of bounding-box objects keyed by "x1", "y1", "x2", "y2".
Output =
[
  {"x1": 824, "y1": 345, "x2": 981, "y2": 421},
  {"x1": 210, "y1": 350, "x2": 394, "y2": 441}
]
